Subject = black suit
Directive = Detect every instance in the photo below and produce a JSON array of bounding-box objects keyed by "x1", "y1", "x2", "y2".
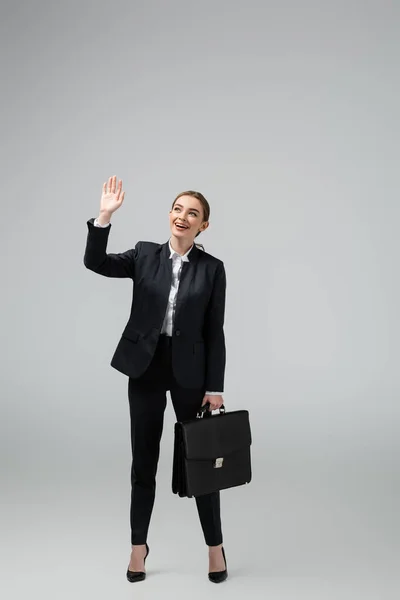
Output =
[
  {"x1": 83, "y1": 218, "x2": 226, "y2": 546},
  {"x1": 83, "y1": 218, "x2": 226, "y2": 391}
]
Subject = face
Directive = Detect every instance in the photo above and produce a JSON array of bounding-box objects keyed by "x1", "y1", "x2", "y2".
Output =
[{"x1": 169, "y1": 195, "x2": 208, "y2": 242}]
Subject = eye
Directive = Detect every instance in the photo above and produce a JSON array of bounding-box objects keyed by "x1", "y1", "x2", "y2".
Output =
[{"x1": 173, "y1": 207, "x2": 198, "y2": 217}]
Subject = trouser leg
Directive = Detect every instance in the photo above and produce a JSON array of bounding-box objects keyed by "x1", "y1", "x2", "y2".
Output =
[
  {"x1": 128, "y1": 380, "x2": 167, "y2": 545},
  {"x1": 170, "y1": 385, "x2": 223, "y2": 547},
  {"x1": 127, "y1": 338, "x2": 169, "y2": 545}
]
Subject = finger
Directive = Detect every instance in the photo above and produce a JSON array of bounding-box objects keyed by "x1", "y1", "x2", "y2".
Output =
[
  {"x1": 111, "y1": 175, "x2": 116, "y2": 194},
  {"x1": 115, "y1": 179, "x2": 122, "y2": 200},
  {"x1": 119, "y1": 190, "x2": 125, "y2": 204},
  {"x1": 107, "y1": 176, "x2": 112, "y2": 193},
  {"x1": 102, "y1": 182, "x2": 106, "y2": 195}
]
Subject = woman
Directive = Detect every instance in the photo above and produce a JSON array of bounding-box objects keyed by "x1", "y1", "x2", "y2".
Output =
[{"x1": 84, "y1": 175, "x2": 228, "y2": 583}]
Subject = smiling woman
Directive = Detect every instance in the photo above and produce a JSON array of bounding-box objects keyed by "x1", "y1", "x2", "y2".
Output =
[
  {"x1": 169, "y1": 190, "x2": 211, "y2": 253},
  {"x1": 84, "y1": 176, "x2": 228, "y2": 584}
]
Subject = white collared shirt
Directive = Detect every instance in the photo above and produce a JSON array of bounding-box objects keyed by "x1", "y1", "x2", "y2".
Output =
[
  {"x1": 159, "y1": 238, "x2": 192, "y2": 337},
  {"x1": 93, "y1": 219, "x2": 221, "y2": 395}
]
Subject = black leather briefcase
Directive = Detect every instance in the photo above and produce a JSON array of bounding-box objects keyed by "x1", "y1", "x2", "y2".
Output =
[{"x1": 172, "y1": 403, "x2": 252, "y2": 498}]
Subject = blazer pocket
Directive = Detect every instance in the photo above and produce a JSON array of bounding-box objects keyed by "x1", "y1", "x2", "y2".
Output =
[{"x1": 121, "y1": 327, "x2": 140, "y2": 343}]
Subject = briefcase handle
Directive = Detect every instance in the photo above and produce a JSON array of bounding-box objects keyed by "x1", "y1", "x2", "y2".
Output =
[{"x1": 196, "y1": 402, "x2": 226, "y2": 419}]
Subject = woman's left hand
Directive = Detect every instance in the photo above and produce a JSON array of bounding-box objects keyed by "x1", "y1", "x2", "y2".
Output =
[{"x1": 201, "y1": 394, "x2": 224, "y2": 411}]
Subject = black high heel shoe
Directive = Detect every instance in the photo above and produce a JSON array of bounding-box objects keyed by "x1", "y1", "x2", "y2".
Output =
[
  {"x1": 126, "y1": 543, "x2": 149, "y2": 583},
  {"x1": 208, "y1": 546, "x2": 228, "y2": 583}
]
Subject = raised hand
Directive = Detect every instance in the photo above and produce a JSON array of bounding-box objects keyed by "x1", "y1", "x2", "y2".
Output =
[{"x1": 100, "y1": 175, "x2": 125, "y2": 217}]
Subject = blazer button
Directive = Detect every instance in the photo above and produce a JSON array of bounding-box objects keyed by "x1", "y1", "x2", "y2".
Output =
[{"x1": 175, "y1": 329, "x2": 181, "y2": 336}]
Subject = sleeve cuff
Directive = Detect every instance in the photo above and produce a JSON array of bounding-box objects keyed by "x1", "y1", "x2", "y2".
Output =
[{"x1": 94, "y1": 217, "x2": 111, "y2": 228}]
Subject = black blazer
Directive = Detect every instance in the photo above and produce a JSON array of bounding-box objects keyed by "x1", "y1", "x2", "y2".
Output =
[{"x1": 83, "y1": 218, "x2": 226, "y2": 391}]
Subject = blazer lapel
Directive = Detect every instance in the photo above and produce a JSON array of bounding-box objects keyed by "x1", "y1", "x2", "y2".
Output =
[
  {"x1": 175, "y1": 243, "x2": 201, "y2": 322},
  {"x1": 156, "y1": 242, "x2": 173, "y2": 315}
]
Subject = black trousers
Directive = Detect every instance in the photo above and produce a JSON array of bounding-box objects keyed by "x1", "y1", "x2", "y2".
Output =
[{"x1": 127, "y1": 333, "x2": 223, "y2": 547}]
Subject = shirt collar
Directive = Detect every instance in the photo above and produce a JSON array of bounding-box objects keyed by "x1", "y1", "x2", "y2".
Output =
[{"x1": 168, "y1": 238, "x2": 193, "y2": 262}]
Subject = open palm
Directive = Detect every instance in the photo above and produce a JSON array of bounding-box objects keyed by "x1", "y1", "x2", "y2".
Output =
[{"x1": 100, "y1": 175, "x2": 125, "y2": 215}]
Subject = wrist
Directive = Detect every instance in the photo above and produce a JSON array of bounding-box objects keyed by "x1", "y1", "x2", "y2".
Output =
[{"x1": 97, "y1": 211, "x2": 112, "y2": 225}]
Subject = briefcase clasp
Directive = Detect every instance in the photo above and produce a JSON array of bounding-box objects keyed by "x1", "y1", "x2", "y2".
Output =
[{"x1": 214, "y1": 457, "x2": 224, "y2": 468}]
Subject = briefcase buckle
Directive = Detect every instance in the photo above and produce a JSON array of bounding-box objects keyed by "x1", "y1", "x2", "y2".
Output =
[{"x1": 214, "y1": 457, "x2": 224, "y2": 468}]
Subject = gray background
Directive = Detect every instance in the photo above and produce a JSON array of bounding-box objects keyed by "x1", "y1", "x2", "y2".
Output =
[{"x1": 1, "y1": 0, "x2": 399, "y2": 598}]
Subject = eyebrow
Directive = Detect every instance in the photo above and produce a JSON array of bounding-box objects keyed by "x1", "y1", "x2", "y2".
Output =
[{"x1": 174, "y1": 203, "x2": 200, "y2": 213}]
